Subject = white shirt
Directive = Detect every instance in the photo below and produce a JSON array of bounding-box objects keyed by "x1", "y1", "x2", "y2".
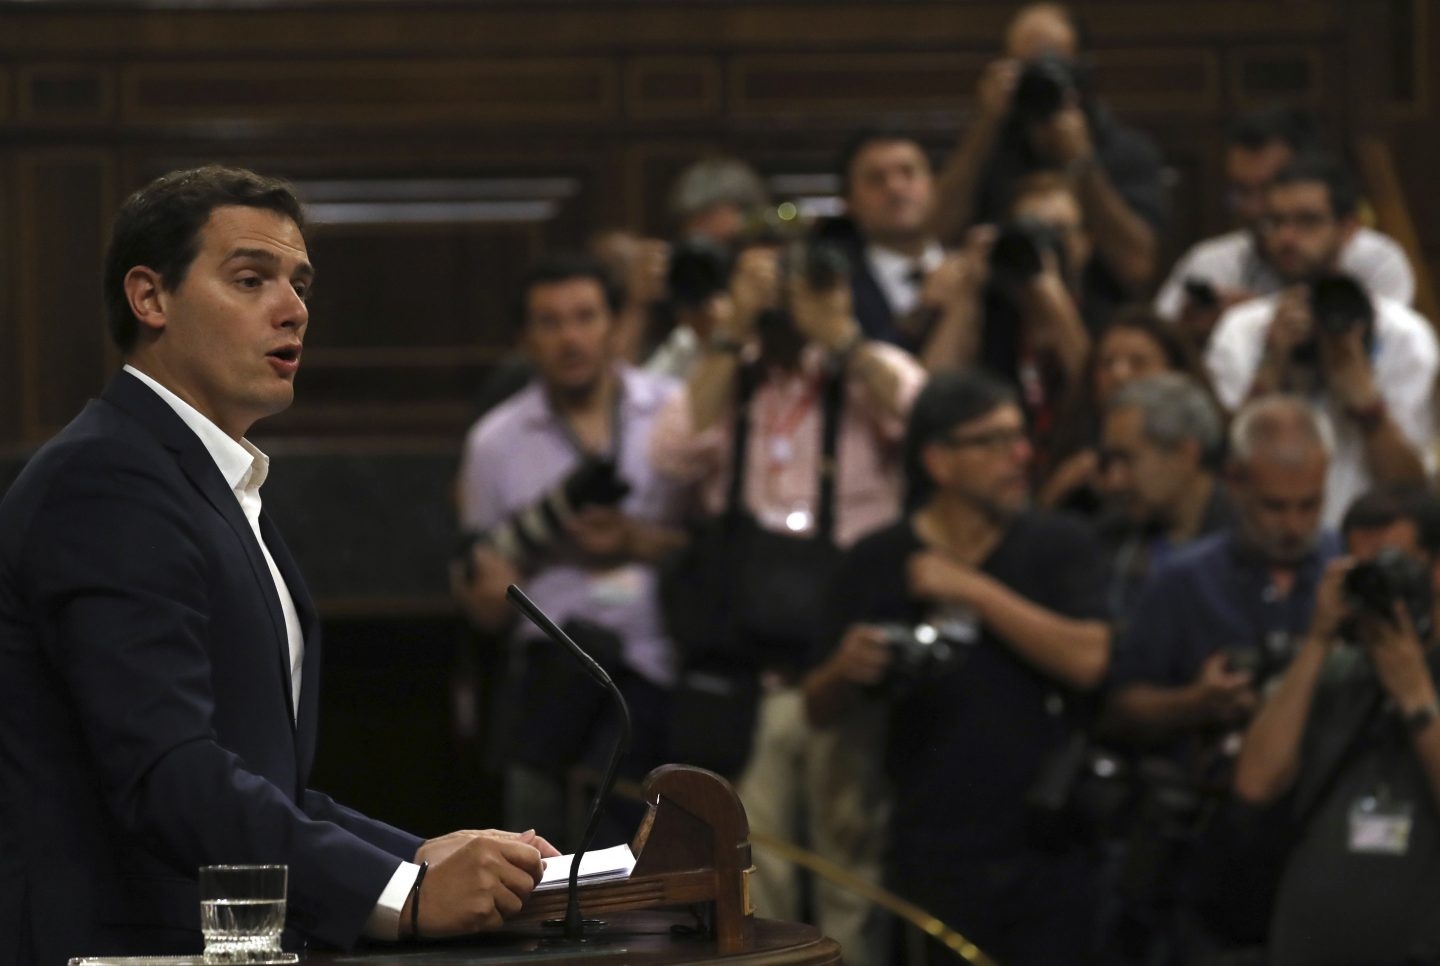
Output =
[
  {"x1": 122, "y1": 365, "x2": 418, "y2": 938},
  {"x1": 1203, "y1": 296, "x2": 1439, "y2": 526},
  {"x1": 1155, "y1": 227, "x2": 1415, "y2": 322},
  {"x1": 865, "y1": 241, "x2": 945, "y2": 318}
]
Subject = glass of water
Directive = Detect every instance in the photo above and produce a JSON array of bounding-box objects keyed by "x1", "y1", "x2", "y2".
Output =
[{"x1": 199, "y1": 865, "x2": 290, "y2": 964}]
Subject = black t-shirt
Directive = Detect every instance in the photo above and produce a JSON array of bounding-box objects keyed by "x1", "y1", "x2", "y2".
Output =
[
  {"x1": 976, "y1": 102, "x2": 1168, "y2": 316},
  {"x1": 1269, "y1": 648, "x2": 1440, "y2": 965},
  {"x1": 822, "y1": 512, "x2": 1109, "y2": 860}
]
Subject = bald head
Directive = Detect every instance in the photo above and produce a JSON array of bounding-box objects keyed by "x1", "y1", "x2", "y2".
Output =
[
  {"x1": 1228, "y1": 395, "x2": 1332, "y2": 566},
  {"x1": 1006, "y1": 3, "x2": 1080, "y2": 61},
  {"x1": 1229, "y1": 394, "x2": 1334, "y2": 473}
]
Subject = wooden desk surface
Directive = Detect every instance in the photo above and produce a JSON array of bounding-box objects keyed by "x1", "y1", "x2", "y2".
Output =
[{"x1": 315, "y1": 914, "x2": 840, "y2": 966}]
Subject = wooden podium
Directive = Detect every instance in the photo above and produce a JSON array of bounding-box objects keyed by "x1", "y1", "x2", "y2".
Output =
[
  {"x1": 315, "y1": 764, "x2": 839, "y2": 965},
  {"x1": 512, "y1": 764, "x2": 760, "y2": 952}
]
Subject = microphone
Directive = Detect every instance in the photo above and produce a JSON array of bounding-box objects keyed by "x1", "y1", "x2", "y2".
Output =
[{"x1": 505, "y1": 584, "x2": 632, "y2": 941}]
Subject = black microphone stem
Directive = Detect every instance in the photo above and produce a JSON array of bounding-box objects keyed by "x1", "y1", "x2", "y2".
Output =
[{"x1": 505, "y1": 584, "x2": 633, "y2": 941}]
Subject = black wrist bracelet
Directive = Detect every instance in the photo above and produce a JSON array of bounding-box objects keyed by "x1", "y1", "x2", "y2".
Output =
[{"x1": 410, "y1": 860, "x2": 429, "y2": 941}]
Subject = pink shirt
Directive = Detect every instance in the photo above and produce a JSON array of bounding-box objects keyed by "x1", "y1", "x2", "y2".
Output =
[{"x1": 649, "y1": 343, "x2": 925, "y2": 549}]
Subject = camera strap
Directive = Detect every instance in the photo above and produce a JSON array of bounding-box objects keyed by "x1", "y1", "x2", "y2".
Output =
[
  {"x1": 725, "y1": 360, "x2": 844, "y2": 542},
  {"x1": 551, "y1": 376, "x2": 626, "y2": 463}
]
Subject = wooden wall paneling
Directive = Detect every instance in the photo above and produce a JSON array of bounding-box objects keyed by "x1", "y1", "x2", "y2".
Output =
[
  {"x1": 1088, "y1": 48, "x2": 1221, "y2": 116},
  {"x1": 729, "y1": 52, "x2": 982, "y2": 120},
  {"x1": 0, "y1": 151, "x2": 17, "y2": 445},
  {"x1": 120, "y1": 58, "x2": 621, "y2": 128},
  {"x1": 1227, "y1": 46, "x2": 1326, "y2": 107},
  {"x1": 15, "y1": 152, "x2": 116, "y2": 443},
  {"x1": 625, "y1": 56, "x2": 722, "y2": 122},
  {"x1": 16, "y1": 62, "x2": 116, "y2": 124},
  {"x1": 0, "y1": 66, "x2": 13, "y2": 123}
]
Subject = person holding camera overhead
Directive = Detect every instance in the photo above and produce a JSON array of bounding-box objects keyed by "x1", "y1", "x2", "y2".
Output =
[
  {"x1": 1204, "y1": 153, "x2": 1438, "y2": 528},
  {"x1": 452, "y1": 253, "x2": 686, "y2": 846},
  {"x1": 803, "y1": 370, "x2": 1111, "y2": 966},
  {"x1": 928, "y1": 2, "x2": 1166, "y2": 316},
  {"x1": 1234, "y1": 489, "x2": 1440, "y2": 965},
  {"x1": 648, "y1": 239, "x2": 924, "y2": 962}
]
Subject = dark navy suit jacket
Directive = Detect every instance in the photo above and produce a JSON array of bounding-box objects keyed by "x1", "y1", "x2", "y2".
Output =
[{"x1": 0, "y1": 372, "x2": 423, "y2": 966}]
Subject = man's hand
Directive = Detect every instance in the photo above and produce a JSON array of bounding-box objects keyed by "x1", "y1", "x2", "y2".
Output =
[
  {"x1": 1265, "y1": 286, "x2": 1315, "y2": 359},
  {"x1": 921, "y1": 244, "x2": 989, "y2": 313},
  {"x1": 1365, "y1": 603, "x2": 1439, "y2": 715},
  {"x1": 451, "y1": 544, "x2": 522, "y2": 632},
  {"x1": 830, "y1": 624, "x2": 894, "y2": 687},
  {"x1": 1030, "y1": 104, "x2": 1094, "y2": 167},
  {"x1": 416, "y1": 828, "x2": 560, "y2": 867},
  {"x1": 404, "y1": 832, "x2": 552, "y2": 938},
  {"x1": 976, "y1": 58, "x2": 1021, "y2": 121},
  {"x1": 1318, "y1": 321, "x2": 1381, "y2": 411},
  {"x1": 1188, "y1": 651, "x2": 1259, "y2": 726},
  {"x1": 1307, "y1": 557, "x2": 1356, "y2": 645}
]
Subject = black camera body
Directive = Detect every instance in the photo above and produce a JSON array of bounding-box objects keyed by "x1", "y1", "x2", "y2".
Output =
[
  {"x1": 667, "y1": 236, "x2": 734, "y2": 309},
  {"x1": 988, "y1": 217, "x2": 1067, "y2": 289},
  {"x1": 457, "y1": 456, "x2": 632, "y2": 572},
  {"x1": 1013, "y1": 52, "x2": 1078, "y2": 124},
  {"x1": 874, "y1": 622, "x2": 965, "y2": 690},
  {"x1": 1309, "y1": 272, "x2": 1374, "y2": 336},
  {"x1": 1342, "y1": 547, "x2": 1434, "y2": 642}
]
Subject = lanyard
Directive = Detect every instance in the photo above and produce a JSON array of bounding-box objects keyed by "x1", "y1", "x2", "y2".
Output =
[{"x1": 550, "y1": 381, "x2": 626, "y2": 463}]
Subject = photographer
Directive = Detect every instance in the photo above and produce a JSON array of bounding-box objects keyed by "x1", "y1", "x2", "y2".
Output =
[
  {"x1": 1205, "y1": 153, "x2": 1438, "y2": 527},
  {"x1": 1154, "y1": 106, "x2": 1414, "y2": 350},
  {"x1": 649, "y1": 240, "x2": 924, "y2": 959},
  {"x1": 928, "y1": 2, "x2": 1166, "y2": 311},
  {"x1": 803, "y1": 371, "x2": 1110, "y2": 966},
  {"x1": 452, "y1": 253, "x2": 686, "y2": 845},
  {"x1": 1101, "y1": 396, "x2": 1340, "y2": 958},
  {"x1": 1234, "y1": 491, "x2": 1440, "y2": 965},
  {"x1": 923, "y1": 172, "x2": 1096, "y2": 495}
]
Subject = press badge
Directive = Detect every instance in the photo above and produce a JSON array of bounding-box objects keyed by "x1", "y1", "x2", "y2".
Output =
[
  {"x1": 589, "y1": 565, "x2": 646, "y2": 606},
  {"x1": 1348, "y1": 791, "x2": 1414, "y2": 856}
]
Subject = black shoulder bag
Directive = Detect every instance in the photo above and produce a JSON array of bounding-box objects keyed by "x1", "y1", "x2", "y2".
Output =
[{"x1": 662, "y1": 361, "x2": 846, "y2": 776}]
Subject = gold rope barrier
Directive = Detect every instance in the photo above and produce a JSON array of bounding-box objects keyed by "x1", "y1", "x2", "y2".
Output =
[{"x1": 600, "y1": 774, "x2": 1000, "y2": 966}]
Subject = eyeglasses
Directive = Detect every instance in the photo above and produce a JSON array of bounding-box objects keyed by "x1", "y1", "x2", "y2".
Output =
[
  {"x1": 940, "y1": 427, "x2": 1029, "y2": 452},
  {"x1": 1257, "y1": 211, "x2": 1335, "y2": 232}
]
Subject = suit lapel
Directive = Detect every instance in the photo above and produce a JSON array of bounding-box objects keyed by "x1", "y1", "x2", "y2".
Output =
[
  {"x1": 102, "y1": 372, "x2": 299, "y2": 731},
  {"x1": 261, "y1": 512, "x2": 322, "y2": 770}
]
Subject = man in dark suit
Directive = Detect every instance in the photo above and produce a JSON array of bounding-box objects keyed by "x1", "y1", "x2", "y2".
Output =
[
  {"x1": 0, "y1": 166, "x2": 557, "y2": 966},
  {"x1": 823, "y1": 127, "x2": 945, "y2": 355}
]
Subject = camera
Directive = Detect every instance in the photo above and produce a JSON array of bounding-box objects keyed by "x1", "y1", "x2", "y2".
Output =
[
  {"x1": 1183, "y1": 276, "x2": 1219, "y2": 309},
  {"x1": 1342, "y1": 547, "x2": 1433, "y2": 642},
  {"x1": 874, "y1": 621, "x2": 966, "y2": 690},
  {"x1": 666, "y1": 236, "x2": 734, "y2": 309},
  {"x1": 1012, "y1": 52, "x2": 1079, "y2": 124},
  {"x1": 457, "y1": 457, "x2": 632, "y2": 573},
  {"x1": 988, "y1": 217, "x2": 1066, "y2": 289},
  {"x1": 1309, "y1": 272, "x2": 1374, "y2": 335}
]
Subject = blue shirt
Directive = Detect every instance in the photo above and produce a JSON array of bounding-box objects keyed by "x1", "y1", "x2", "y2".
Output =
[{"x1": 1111, "y1": 528, "x2": 1342, "y2": 691}]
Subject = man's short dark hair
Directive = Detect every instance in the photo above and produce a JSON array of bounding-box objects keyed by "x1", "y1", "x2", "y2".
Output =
[
  {"x1": 836, "y1": 124, "x2": 928, "y2": 197},
  {"x1": 104, "y1": 165, "x2": 305, "y2": 354},
  {"x1": 1269, "y1": 152, "x2": 1359, "y2": 221},
  {"x1": 516, "y1": 252, "x2": 625, "y2": 329},
  {"x1": 903, "y1": 370, "x2": 1018, "y2": 508},
  {"x1": 1227, "y1": 105, "x2": 1320, "y2": 154}
]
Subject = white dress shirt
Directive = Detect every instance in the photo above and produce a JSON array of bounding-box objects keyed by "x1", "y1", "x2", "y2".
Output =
[
  {"x1": 865, "y1": 241, "x2": 945, "y2": 318},
  {"x1": 122, "y1": 365, "x2": 419, "y2": 937},
  {"x1": 1203, "y1": 297, "x2": 1439, "y2": 526}
]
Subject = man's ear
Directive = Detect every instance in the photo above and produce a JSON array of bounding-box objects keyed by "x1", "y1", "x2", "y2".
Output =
[{"x1": 123, "y1": 266, "x2": 168, "y2": 336}]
